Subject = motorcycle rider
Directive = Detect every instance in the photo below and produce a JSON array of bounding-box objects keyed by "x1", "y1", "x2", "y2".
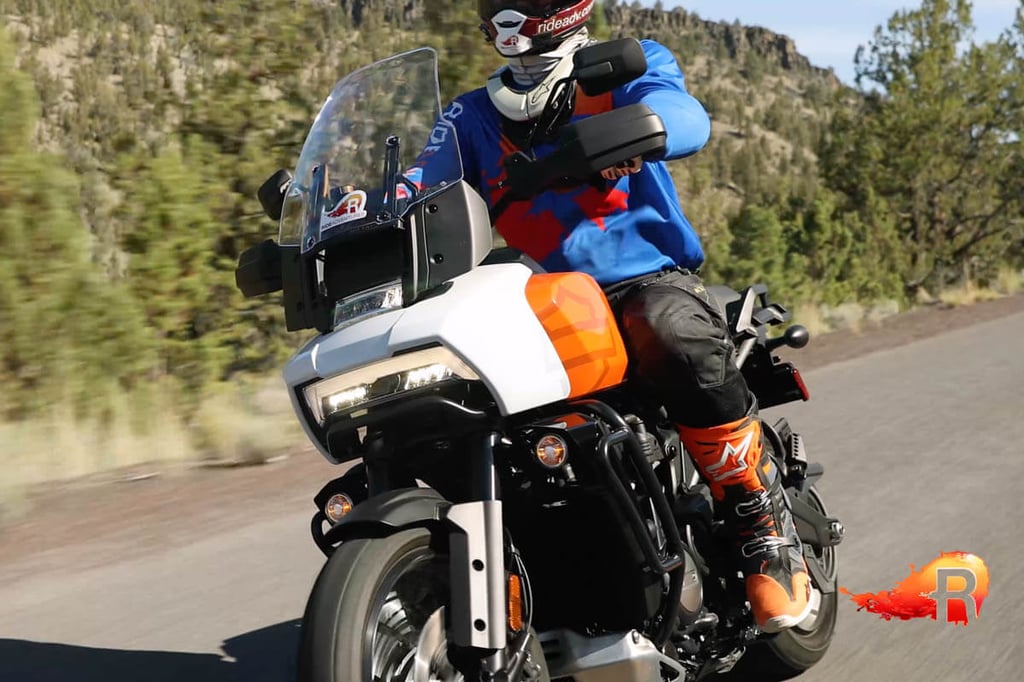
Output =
[{"x1": 409, "y1": 0, "x2": 811, "y2": 633}]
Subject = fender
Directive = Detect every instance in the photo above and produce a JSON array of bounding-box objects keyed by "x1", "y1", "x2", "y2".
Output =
[
  {"x1": 322, "y1": 487, "x2": 451, "y2": 544},
  {"x1": 322, "y1": 487, "x2": 507, "y2": 652}
]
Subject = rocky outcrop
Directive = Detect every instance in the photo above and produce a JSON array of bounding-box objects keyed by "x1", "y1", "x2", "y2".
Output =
[
  {"x1": 604, "y1": 5, "x2": 841, "y2": 88},
  {"x1": 335, "y1": 1, "x2": 839, "y2": 88},
  {"x1": 336, "y1": 0, "x2": 421, "y2": 25}
]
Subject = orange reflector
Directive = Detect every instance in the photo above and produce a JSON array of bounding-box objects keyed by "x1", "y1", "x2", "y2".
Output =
[
  {"x1": 535, "y1": 434, "x2": 568, "y2": 469},
  {"x1": 325, "y1": 493, "x2": 354, "y2": 524},
  {"x1": 508, "y1": 574, "x2": 523, "y2": 632}
]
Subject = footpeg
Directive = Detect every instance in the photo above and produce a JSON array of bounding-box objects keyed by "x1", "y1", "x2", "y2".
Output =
[
  {"x1": 710, "y1": 647, "x2": 745, "y2": 674},
  {"x1": 691, "y1": 612, "x2": 718, "y2": 632}
]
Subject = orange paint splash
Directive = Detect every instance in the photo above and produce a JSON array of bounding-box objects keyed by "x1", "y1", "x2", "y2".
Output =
[{"x1": 840, "y1": 552, "x2": 990, "y2": 626}]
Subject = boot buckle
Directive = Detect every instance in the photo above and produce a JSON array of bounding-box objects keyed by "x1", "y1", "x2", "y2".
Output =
[{"x1": 740, "y1": 535, "x2": 794, "y2": 559}]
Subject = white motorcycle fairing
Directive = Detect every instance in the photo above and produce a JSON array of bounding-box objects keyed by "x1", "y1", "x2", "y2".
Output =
[{"x1": 284, "y1": 262, "x2": 572, "y2": 463}]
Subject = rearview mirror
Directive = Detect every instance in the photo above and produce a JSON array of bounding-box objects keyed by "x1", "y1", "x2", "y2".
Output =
[
  {"x1": 501, "y1": 104, "x2": 667, "y2": 202},
  {"x1": 258, "y1": 169, "x2": 293, "y2": 222},
  {"x1": 235, "y1": 239, "x2": 283, "y2": 297},
  {"x1": 557, "y1": 103, "x2": 667, "y2": 176},
  {"x1": 573, "y1": 38, "x2": 648, "y2": 97}
]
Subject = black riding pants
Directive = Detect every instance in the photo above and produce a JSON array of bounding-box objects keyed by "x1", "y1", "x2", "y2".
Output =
[{"x1": 607, "y1": 269, "x2": 752, "y2": 429}]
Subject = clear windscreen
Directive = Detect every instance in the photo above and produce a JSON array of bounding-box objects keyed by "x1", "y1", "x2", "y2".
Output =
[{"x1": 278, "y1": 48, "x2": 462, "y2": 252}]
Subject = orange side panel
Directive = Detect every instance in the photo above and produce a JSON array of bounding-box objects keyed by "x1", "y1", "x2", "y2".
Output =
[{"x1": 525, "y1": 273, "x2": 629, "y2": 399}]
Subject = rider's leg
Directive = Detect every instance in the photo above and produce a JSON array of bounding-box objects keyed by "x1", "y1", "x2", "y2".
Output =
[{"x1": 616, "y1": 269, "x2": 811, "y2": 633}]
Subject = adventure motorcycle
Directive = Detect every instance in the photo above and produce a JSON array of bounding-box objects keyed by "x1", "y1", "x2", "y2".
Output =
[{"x1": 236, "y1": 42, "x2": 844, "y2": 682}]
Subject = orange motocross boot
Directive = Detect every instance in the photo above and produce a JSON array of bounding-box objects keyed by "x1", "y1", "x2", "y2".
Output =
[{"x1": 678, "y1": 414, "x2": 812, "y2": 633}]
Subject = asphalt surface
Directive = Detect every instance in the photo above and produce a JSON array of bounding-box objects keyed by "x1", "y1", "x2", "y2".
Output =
[{"x1": 2, "y1": 311, "x2": 1023, "y2": 681}]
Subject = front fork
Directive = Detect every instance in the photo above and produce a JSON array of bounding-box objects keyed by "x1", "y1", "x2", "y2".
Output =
[
  {"x1": 447, "y1": 433, "x2": 508, "y2": 653},
  {"x1": 319, "y1": 430, "x2": 517, "y2": 674},
  {"x1": 449, "y1": 433, "x2": 540, "y2": 681}
]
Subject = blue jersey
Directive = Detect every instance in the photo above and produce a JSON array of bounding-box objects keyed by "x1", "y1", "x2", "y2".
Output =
[{"x1": 414, "y1": 40, "x2": 711, "y2": 286}]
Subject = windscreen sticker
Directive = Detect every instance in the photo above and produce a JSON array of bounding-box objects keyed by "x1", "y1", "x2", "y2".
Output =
[{"x1": 321, "y1": 189, "x2": 369, "y2": 234}]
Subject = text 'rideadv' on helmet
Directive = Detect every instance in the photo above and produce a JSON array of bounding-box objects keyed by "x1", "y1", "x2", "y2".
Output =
[{"x1": 478, "y1": 0, "x2": 594, "y2": 57}]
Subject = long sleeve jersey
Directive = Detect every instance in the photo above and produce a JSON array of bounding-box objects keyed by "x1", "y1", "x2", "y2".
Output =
[{"x1": 410, "y1": 40, "x2": 711, "y2": 286}]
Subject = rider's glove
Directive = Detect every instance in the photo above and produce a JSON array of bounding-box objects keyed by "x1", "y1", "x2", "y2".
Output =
[{"x1": 601, "y1": 156, "x2": 643, "y2": 181}]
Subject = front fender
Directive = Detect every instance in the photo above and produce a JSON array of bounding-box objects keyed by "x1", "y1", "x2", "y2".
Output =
[
  {"x1": 319, "y1": 487, "x2": 507, "y2": 651},
  {"x1": 322, "y1": 487, "x2": 451, "y2": 545}
]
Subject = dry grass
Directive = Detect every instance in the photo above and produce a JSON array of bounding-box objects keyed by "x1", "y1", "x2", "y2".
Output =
[
  {"x1": 792, "y1": 299, "x2": 903, "y2": 338},
  {"x1": 792, "y1": 302, "x2": 831, "y2": 337},
  {"x1": 938, "y1": 282, "x2": 1005, "y2": 307},
  {"x1": 190, "y1": 377, "x2": 301, "y2": 466},
  {"x1": 994, "y1": 267, "x2": 1023, "y2": 296},
  {"x1": 935, "y1": 268, "x2": 1024, "y2": 307},
  {"x1": 0, "y1": 376, "x2": 301, "y2": 520}
]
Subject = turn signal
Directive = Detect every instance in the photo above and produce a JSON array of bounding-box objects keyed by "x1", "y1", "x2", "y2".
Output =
[
  {"x1": 508, "y1": 574, "x2": 523, "y2": 632},
  {"x1": 325, "y1": 493, "x2": 354, "y2": 524},
  {"x1": 535, "y1": 434, "x2": 568, "y2": 469}
]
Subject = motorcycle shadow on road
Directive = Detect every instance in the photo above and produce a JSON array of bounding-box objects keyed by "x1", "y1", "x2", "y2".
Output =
[{"x1": 0, "y1": 619, "x2": 301, "y2": 681}]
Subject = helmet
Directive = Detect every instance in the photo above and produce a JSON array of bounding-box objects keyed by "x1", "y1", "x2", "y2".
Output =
[{"x1": 478, "y1": 0, "x2": 595, "y2": 57}]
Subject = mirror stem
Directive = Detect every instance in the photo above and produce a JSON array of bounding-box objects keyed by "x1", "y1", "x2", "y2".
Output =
[{"x1": 381, "y1": 135, "x2": 401, "y2": 221}]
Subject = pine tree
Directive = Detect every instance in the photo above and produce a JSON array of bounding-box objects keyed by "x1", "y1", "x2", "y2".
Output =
[
  {"x1": 824, "y1": 0, "x2": 1023, "y2": 294},
  {"x1": 0, "y1": 27, "x2": 152, "y2": 419}
]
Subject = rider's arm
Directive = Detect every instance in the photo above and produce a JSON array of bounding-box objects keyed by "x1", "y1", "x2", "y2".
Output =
[{"x1": 614, "y1": 41, "x2": 711, "y2": 161}]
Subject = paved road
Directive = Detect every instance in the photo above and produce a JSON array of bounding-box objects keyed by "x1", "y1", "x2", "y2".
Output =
[{"x1": 2, "y1": 312, "x2": 1023, "y2": 681}]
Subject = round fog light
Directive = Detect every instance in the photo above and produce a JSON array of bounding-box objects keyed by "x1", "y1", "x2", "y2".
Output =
[
  {"x1": 325, "y1": 493, "x2": 354, "y2": 524},
  {"x1": 535, "y1": 434, "x2": 568, "y2": 469}
]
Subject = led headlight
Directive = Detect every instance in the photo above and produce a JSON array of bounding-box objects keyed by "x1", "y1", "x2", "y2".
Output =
[
  {"x1": 303, "y1": 347, "x2": 480, "y2": 426},
  {"x1": 332, "y1": 280, "x2": 404, "y2": 332}
]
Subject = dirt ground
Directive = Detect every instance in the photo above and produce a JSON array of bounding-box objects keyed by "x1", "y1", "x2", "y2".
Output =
[
  {"x1": 2, "y1": 293, "x2": 1022, "y2": 580},
  {"x1": 776, "y1": 294, "x2": 1024, "y2": 372}
]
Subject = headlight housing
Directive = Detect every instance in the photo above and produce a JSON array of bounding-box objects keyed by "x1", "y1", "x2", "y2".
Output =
[
  {"x1": 332, "y1": 280, "x2": 403, "y2": 332},
  {"x1": 303, "y1": 346, "x2": 480, "y2": 426}
]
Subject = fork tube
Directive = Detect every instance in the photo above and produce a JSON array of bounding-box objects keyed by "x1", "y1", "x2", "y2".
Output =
[
  {"x1": 447, "y1": 431, "x2": 507, "y2": 655},
  {"x1": 475, "y1": 432, "x2": 500, "y2": 501}
]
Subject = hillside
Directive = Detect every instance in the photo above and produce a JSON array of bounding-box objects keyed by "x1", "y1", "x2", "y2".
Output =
[
  {"x1": 1, "y1": 0, "x2": 1021, "y2": 494},
  {"x1": 3, "y1": 0, "x2": 1018, "y2": 437},
  {"x1": 0, "y1": 0, "x2": 845, "y2": 421}
]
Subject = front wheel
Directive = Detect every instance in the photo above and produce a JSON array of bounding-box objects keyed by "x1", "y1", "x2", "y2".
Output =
[{"x1": 296, "y1": 528, "x2": 549, "y2": 682}]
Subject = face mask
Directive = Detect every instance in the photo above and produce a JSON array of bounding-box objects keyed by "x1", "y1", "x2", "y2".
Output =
[{"x1": 486, "y1": 29, "x2": 591, "y2": 122}]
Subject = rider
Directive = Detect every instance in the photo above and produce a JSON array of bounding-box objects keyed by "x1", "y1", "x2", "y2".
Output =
[{"x1": 410, "y1": 0, "x2": 812, "y2": 634}]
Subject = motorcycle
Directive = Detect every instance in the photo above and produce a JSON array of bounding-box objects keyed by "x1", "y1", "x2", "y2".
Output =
[{"x1": 236, "y1": 41, "x2": 843, "y2": 682}]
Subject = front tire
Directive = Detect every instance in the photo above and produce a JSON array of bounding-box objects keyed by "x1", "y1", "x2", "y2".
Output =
[
  {"x1": 297, "y1": 528, "x2": 549, "y2": 682},
  {"x1": 298, "y1": 528, "x2": 451, "y2": 682}
]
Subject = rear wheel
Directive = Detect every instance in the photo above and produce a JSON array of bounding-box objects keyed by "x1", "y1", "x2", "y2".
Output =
[
  {"x1": 720, "y1": 485, "x2": 838, "y2": 681},
  {"x1": 297, "y1": 528, "x2": 549, "y2": 682}
]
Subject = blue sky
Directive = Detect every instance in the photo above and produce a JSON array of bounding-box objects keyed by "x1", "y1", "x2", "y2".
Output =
[{"x1": 635, "y1": 1, "x2": 1021, "y2": 84}]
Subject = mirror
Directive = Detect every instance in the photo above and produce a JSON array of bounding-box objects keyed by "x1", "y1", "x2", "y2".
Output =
[
  {"x1": 235, "y1": 239, "x2": 283, "y2": 297},
  {"x1": 573, "y1": 38, "x2": 648, "y2": 97},
  {"x1": 500, "y1": 104, "x2": 667, "y2": 202},
  {"x1": 556, "y1": 103, "x2": 667, "y2": 178},
  {"x1": 258, "y1": 169, "x2": 293, "y2": 221}
]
